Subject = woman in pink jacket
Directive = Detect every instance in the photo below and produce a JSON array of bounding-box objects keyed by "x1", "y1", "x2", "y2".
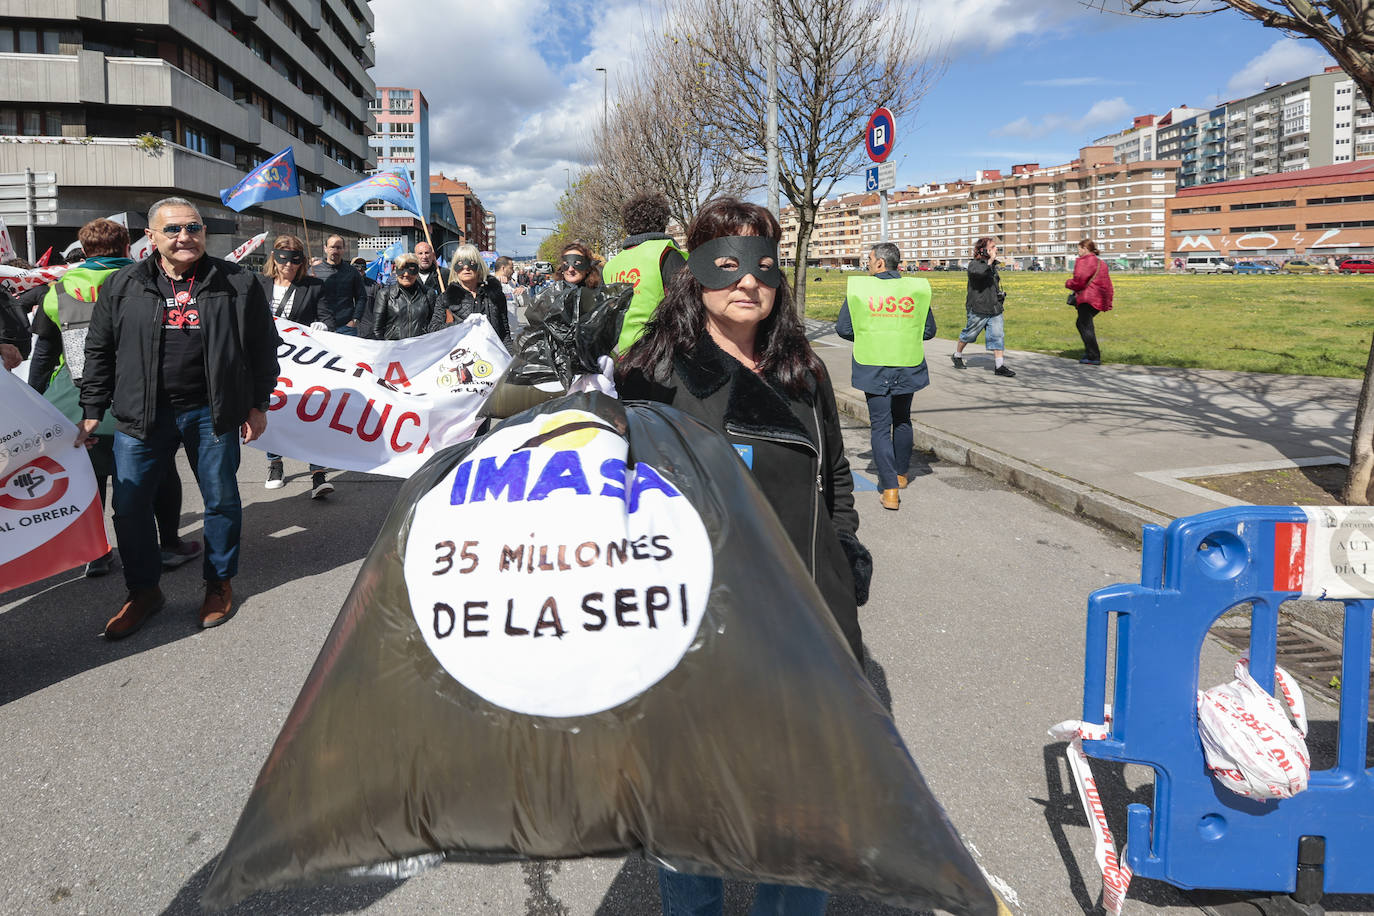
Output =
[{"x1": 1065, "y1": 238, "x2": 1114, "y2": 365}]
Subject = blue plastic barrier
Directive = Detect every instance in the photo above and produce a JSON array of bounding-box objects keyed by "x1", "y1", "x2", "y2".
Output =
[{"x1": 1079, "y1": 506, "x2": 1374, "y2": 895}]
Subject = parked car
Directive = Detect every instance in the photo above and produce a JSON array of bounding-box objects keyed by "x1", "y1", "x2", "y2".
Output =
[
  {"x1": 1281, "y1": 259, "x2": 1322, "y2": 274},
  {"x1": 1338, "y1": 258, "x2": 1374, "y2": 274},
  {"x1": 1233, "y1": 260, "x2": 1278, "y2": 274},
  {"x1": 1184, "y1": 254, "x2": 1234, "y2": 274}
]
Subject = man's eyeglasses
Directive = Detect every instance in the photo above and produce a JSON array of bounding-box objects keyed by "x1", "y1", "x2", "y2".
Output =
[
  {"x1": 396, "y1": 266, "x2": 420, "y2": 276},
  {"x1": 157, "y1": 223, "x2": 204, "y2": 236}
]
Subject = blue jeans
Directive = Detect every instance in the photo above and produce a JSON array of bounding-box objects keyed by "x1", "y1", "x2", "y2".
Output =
[
  {"x1": 957, "y1": 310, "x2": 1005, "y2": 350},
  {"x1": 113, "y1": 405, "x2": 242, "y2": 588},
  {"x1": 865, "y1": 392, "x2": 913, "y2": 491},
  {"x1": 658, "y1": 869, "x2": 828, "y2": 916}
]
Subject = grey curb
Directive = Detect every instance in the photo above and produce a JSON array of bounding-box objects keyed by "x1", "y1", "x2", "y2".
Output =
[{"x1": 833, "y1": 388, "x2": 1172, "y2": 540}]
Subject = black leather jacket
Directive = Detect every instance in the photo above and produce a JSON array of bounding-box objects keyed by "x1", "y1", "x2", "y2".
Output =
[
  {"x1": 368, "y1": 282, "x2": 445, "y2": 341},
  {"x1": 444, "y1": 276, "x2": 510, "y2": 342}
]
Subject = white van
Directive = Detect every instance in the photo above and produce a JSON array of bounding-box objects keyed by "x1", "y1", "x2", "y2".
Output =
[{"x1": 1184, "y1": 254, "x2": 1234, "y2": 274}]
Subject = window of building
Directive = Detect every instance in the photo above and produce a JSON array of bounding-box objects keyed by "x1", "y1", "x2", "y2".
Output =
[
  {"x1": 183, "y1": 124, "x2": 211, "y2": 155},
  {"x1": 0, "y1": 27, "x2": 62, "y2": 54},
  {"x1": 1307, "y1": 193, "x2": 1374, "y2": 205},
  {"x1": 1305, "y1": 220, "x2": 1374, "y2": 230},
  {"x1": 1229, "y1": 199, "x2": 1295, "y2": 210},
  {"x1": 1230, "y1": 224, "x2": 1295, "y2": 233},
  {"x1": 0, "y1": 106, "x2": 62, "y2": 136}
]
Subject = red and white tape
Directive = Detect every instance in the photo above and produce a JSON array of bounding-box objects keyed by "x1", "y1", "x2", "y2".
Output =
[
  {"x1": 1049, "y1": 712, "x2": 1132, "y2": 916},
  {"x1": 1197, "y1": 659, "x2": 1309, "y2": 801}
]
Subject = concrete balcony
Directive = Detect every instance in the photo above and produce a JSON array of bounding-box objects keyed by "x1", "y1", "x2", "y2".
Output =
[
  {"x1": 0, "y1": 53, "x2": 80, "y2": 104},
  {"x1": 0, "y1": 137, "x2": 375, "y2": 235},
  {"x1": 106, "y1": 57, "x2": 261, "y2": 144}
]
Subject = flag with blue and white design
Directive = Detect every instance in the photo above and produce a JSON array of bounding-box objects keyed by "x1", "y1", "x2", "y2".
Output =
[
  {"x1": 219, "y1": 147, "x2": 299, "y2": 212},
  {"x1": 321, "y1": 167, "x2": 424, "y2": 221}
]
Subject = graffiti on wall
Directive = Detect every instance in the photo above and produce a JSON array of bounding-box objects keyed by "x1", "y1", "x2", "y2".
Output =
[{"x1": 1173, "y1": 227, "x2": 1372, "y2": 253}]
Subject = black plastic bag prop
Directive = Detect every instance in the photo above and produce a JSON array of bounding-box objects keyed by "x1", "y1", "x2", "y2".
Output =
[
  {"x1": 202, "y1": 393, "x2": 995, "y2": 915},
  {"x1": 480, "y1": 282, "x2": 630, "y2": 419}
]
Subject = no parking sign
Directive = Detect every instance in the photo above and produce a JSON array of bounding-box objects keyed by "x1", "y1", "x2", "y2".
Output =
[{"x1": 866, "y1": 107, "x2": 895, "y2": 162}]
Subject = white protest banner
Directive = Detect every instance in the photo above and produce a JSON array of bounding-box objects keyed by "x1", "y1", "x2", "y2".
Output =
[
  {"x1": 0, "y1": 217, "x2": 15, "y2": 262},
  {"x1": 224, "y1": 232, "x2": 268, "y2": 264},
  {"x1": 0, "y1": 263, "x2": 69, "y2": 297},
  {"x1": 0, "y1": 371, "x2": 107, "y2": 591},
  {"x1": 252, "y1": 316, "x2": 510, "y2": 477},
  {"x1": 130, "y1": 234, "x2": 154, "y2": 260}
]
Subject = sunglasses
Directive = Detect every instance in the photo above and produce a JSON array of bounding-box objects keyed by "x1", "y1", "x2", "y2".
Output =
[
  {"x1": 158, "y1": 222, "x2": 204, "y2": 236},
  {"x1": 396, "y1": 266, "x2": 420, "y2": 276},
  {"x1": 456, "y1": 260, "x2": 480, "y2": 272},
  {"x1": 273, "y1": 249, "x2": 305, "y2": 264}
]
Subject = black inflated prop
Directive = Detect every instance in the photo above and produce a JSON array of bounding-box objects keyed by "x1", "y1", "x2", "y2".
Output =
[{"x1": 202, "y1": 393, "x2": 996, "y2": 915}]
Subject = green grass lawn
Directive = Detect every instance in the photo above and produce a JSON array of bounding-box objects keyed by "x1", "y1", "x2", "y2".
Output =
[{"x1": 801, "y1": 271, "x2": 1374, "y2": 378}]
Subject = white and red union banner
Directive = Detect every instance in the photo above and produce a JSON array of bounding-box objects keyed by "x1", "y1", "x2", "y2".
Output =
[
  {"x1": 0, "y1": 371, "x2": 107, "y2": 592},
  {"x1": 252, "y1": 316, "x2": 511, "y2": 478}
]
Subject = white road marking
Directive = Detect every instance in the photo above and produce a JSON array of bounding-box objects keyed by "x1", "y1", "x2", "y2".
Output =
[{"x1": 268, "y1": 526, "x2": 307, "y2": 538}]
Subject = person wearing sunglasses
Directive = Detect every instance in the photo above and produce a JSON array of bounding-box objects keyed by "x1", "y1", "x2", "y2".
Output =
[
  {"x1": 78, "y1": 196, "x2": 281, "y2": 638},
  {"x1": 617, "y1": 197, "x2": 868, "y2": 916},
  {"x1": 257, "y1": 235, "x2": 333, "y2": 498},
  {"x1": 556, "y1": 242, "x2": 602, "y2": 290},
  {"x1": 443, "y1": 243, "x2": 510, "y2": 343},
  {"x1": 368, "y1": 252, "x2": 446, "y2": 341}
]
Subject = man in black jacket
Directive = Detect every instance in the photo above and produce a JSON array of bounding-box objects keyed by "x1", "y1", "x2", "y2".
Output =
[
  {"x1": 78, "y1": 197, "x2": 280, "y2": 639},
  {"x1": 351, "y1": 256, "x2": 380, "y2": 337},
  {"x1": 414, "y1": 241, "x2": 442, "y2": 296},
  {"x1": 314, "y1": 235, "x2": 366, "y2": 334}
]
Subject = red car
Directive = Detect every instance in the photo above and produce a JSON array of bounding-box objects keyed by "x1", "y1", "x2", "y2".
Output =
[{"x1": 1338, "y1": 258, "x2": 1374, "y2": 274}]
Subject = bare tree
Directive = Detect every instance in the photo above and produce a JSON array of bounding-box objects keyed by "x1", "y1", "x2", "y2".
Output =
[
  {"x1": 1111, "y1": 0, "x2": 1374, "y2": 502},
  {"x1": 587, "y1": 43, "x2": 757, "y2": 240},
  {"x1": 666, "y1": 0, "x2": 942, "y2": 312}
]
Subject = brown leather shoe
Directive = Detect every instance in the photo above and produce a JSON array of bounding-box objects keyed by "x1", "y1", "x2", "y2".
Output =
[
  {"x1": 896, "y1": 474, "x2": 910, "y2": 490},
  {"x1": 198, "y1": 579, "x2": 236, "y2": 629},
  {"x1": 880, "y1": 488, "x2": 900, "y2": 510},
  {"x1": 105, "y1": 587, "x2": 165, "y2": 640}
]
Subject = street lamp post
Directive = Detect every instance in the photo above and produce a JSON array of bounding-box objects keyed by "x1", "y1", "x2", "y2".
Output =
[{"x1": 595, "y1": 67, "x2": 608, "y2": 134}]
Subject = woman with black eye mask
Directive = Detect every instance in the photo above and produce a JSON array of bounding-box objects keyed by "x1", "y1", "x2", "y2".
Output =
[
  {"x1": 556, "y1": 241, "x2": 602, "y2": 289},
  {"x1": 257, "y1": 234, "x2": 332, "y2": 497},
  {"x1": 618, "y1": 197, "x2": 871, "y2": 916},
  {"x1": 443, "y1": 243, "x2": 510, "y2": 343}
]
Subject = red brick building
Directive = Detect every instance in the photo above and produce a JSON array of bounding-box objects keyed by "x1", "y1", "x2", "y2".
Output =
[{"x1": 430, "y1": 173, "x2": 490, "y2": 252}]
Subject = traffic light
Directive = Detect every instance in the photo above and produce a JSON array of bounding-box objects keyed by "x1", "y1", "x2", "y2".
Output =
[{"x1": 520, "y1": 223, "x2": 527, "y2": 236}]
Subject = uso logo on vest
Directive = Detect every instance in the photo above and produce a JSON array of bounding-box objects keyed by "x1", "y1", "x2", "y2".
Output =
[{"x1": 403, "y1": 408, "x2": 713, "y2": 717}]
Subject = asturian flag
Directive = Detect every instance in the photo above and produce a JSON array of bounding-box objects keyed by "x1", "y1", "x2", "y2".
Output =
[
  {"x1": 322, "y1": 167, "x2": 423, "y2": 221},
  {"x1": 219, "y1": 147, "x2": 299, "y2": 212}
]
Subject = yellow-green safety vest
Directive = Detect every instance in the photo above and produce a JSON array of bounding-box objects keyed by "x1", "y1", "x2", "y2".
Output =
[
  {"x1": 605, "y1": 238, "x2": 686, "y2": 355},
  {"x1": 844, "y1": 275, "x2": 931, "y2": 367}
]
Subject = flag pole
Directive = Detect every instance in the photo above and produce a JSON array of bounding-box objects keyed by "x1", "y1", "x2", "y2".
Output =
[
  {"x1": 296, "y1": 191, "x2": 315, "y2": 263},
  {"x1": 420, "y1": 219, "x2": 445, "y2": 291}
]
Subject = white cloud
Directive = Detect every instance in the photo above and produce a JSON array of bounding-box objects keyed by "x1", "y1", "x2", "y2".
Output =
[
  {"x1": 1224, "y1": 38, "x2": 1332, "y2": 99},
  {"x1": 991, "y1": 96, "x2": 1133, "y2": 139},
  {"x1": 904, "y1": 0, "x2": 1087, "y2": 52}
]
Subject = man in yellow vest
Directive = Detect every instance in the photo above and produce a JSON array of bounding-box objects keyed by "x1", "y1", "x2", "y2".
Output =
[
  {"x1": 836, "y1": 242, "x2": 935, "y2": 511},
  {"x1": 603, "y1": 193, "x2": 687, "y2": 354}
]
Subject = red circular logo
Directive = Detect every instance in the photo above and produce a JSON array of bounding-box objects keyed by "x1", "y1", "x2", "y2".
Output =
[{"x1": 0, "y1": 456, "x2": 71, "y2": 511}]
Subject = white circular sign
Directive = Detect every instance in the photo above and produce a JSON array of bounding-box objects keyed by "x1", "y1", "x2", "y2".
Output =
[{"x1": 403, "y1": 409, "x2": 713, "y2": 717}]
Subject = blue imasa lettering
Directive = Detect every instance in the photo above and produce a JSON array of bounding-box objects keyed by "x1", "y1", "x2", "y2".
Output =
[{"x1": 449, "y1": 449, "x2": 679, "y2": 512}]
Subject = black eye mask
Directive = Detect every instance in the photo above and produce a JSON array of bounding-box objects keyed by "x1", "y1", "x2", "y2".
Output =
[
  {"x1": 688, "y1": 235, "x2": 782, "y2": 289},
  {"x1": 561, "y1": 255, "x2": 591, "y2": 273},
  {"x1": 273, "y1": 249, "x2": 305, "y2": 264}
]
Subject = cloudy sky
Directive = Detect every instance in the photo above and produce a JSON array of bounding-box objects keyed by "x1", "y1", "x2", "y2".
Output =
[{"x1": 371, "y1": 0, "x2": 1334, "y2": 255}]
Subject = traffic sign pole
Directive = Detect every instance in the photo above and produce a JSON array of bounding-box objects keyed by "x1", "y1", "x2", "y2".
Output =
[
  {"x1": 880, "y1": 189, "x2": 888, "y2": 243},
  {"x1": 865, "y1": 107, "x2": 897, "y2": 245}
]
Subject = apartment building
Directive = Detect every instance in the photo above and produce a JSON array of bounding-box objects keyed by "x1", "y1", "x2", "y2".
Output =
[
  {"x1": 778, "y1": 192, "x2": 875, "y2": 268},
  {"x1": 1165, "y1": 159, "x2": 1374, "y2": 260},
  {"x1": 430, "y1": 173, "x2": 491, "y2": 252},
  {"x1": 0, "y1": 0, "x2": 377, "y2": 258},
  {"x1": 852, "y1": 147, "x2": 1179, "y2": 270},
  {"x1": 1095, "y1": 67, "x2": 1373, "y2": 189},
  {"x1": 361, "y1": 86, "x2": 430, "y2": 255}
]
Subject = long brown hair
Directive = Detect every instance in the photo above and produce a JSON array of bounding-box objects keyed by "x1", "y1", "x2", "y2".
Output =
[
  {"x1": 617, "y1": 197, "x2": 822, "y2": 397},
  {"x1": 1079, "y1": 238, "x2": 1099, "y2": 255},
  {"x1": 560, "y1": 241, "x2": 602, "y2": 289},
  {"x1": 972, "y1": 237, "x2": 994, "y2": 261},
  {"x1": 263, "y1": 234, "x2": 306, "y2": 281}
]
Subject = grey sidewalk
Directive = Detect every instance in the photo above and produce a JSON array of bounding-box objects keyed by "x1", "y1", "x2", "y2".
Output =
[{"x1": 807, "y1": 321, "x2": 1360, "y2": 539}]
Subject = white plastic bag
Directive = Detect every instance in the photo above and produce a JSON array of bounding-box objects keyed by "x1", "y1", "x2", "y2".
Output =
[{"x1": 1197, "y1": 658, "x2": 1309, "y2": 800}]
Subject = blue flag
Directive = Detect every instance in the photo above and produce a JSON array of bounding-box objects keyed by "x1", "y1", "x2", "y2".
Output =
[
  {"x1": 364, "y1": 253, "x2": 386, "y2": 282},
  {"x1": 219, "y1": 147, "x2": 299, "y2": 212},
  {"x1": 322, "y1": 167, "x2": 424, "y2": 220}
]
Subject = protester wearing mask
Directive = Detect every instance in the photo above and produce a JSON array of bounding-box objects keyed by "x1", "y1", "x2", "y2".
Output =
[
  {"x1": 444, "y1": 244, "x2": 509, "y2": 342},
  {"x1": 369, "y1": 253, "x2": 446, "y2": 341},
  {"x1": 556, "y1": 242, "x2": 602, "y2": 289},
  {"x1": 617, "y1": 196, "x2": 868, "y2": 916},
  {"x1": 314, "y1": 235, "x2": 366, "y2": 334},
  {"x1": 258, "y1": 236, "x2": 333, "y2": 498}
]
